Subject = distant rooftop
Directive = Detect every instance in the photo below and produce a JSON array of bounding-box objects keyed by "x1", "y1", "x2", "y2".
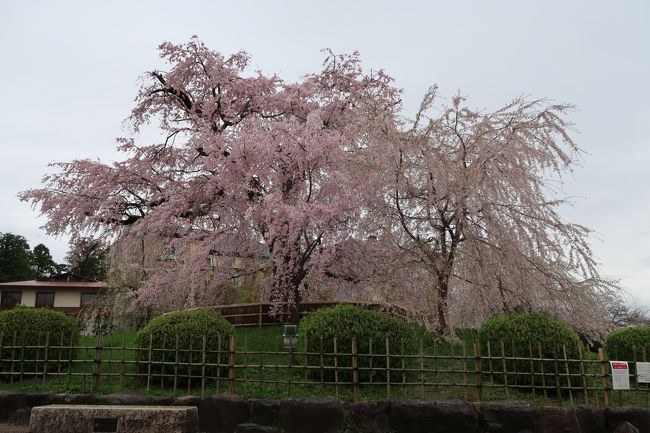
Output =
[{"x1": 0, "y1": 273, "x2": 107, "y2": 289}]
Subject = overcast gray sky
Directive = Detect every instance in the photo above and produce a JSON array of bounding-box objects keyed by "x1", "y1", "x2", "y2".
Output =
[{"x1": 1, "y1": 0, "x2": 648, "y2": 304}]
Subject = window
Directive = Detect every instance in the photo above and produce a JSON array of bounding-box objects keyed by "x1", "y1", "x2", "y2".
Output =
[
  {"x1": 35, "y1": 292, "x2": 55, "y2": 308},
  {"x1": 1, "y1": 291, "x2": 22, "y2": 307},
  {"x1": 80, "y1": 292, "x2": 97, "y2": 306}
]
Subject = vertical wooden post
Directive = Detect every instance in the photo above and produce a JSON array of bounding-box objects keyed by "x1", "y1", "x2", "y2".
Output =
[
  {"x1": 385, "y1": 337, "x2": 391, "y2": 399},
  {"x1": 19, "y1": 334, "x2": 25, "y2": 383},
  {"x1": 303, "y1": 336, "x2": 308, "y2": 384},
  {"x1": 351, "y1": 337, "x2": 359, "y2": 401},
  {"x1": 36, "y1": 332, "x2": 42, "y2": 381},
  {"x1": 510, "y1": 341, "x2": 518, "y2": 393},
  {"x1": 450, "y1": 344, "x2": 456, "y2": 395},
  {"x1": 201, "y1": 333, "x2": 207, "y2": 398},
  {"x1": 243, "y1": 336, "x2": 248, "y2": 386},
  {"x1": 187, "y1": 335, "x2": 194, "y2": 394},
  {"x1": 319, "y1": 336, "x2": 324, "y2": 386},
  {"x1": 433, "y1": 341, "x2": 438, "y2": 388},
  {"x1": 553, "y1": 346, "x2": 562, "y2": 404},
  {"x1": 42, "y1": 332, "x2": 50, "y2": 384},
  {"x1": 258, "y1": 303, "x2": 263, "y2": 328},
  {"x1": 258, "y1": 337, "x2": 264, "y2": 392},
  {"x1": 107, "y1": 336, "x2": 113, "y2": 390},
  {"x1": 632, "y1": 346, "x2": 638, "y2": 405},
  {"x1": 146, "y1": 333, "x2": 153, "y2": 391},
  {"x1": 578, "y1": 344, "x2": 589, "y2": 405},
  {"x1": 333, "y1": 337, "x2": 339, "y2": 399},
  {"x1": 473, "y1": 340, "x2": 482, "y2": 402},
  {"x1": 528, "y1": 342, "x2": 535, "y2": 399},
  {"x1": 598, "y1": 347, "x2": 610, "y2": 407},
  {"x1": 369, "y1": 338, "x2": 373, "y2": 386},
  {"x1": 59, "y1": 333, "x2": 68, "y2": 388},
  {"x1": 82, "y1": 339, "x2": 88, "y2": 392},
  {"x1": 463, "y1": 342, "x2": 468, "y2": 400},
  {"x1": 500, "y1": 340, "x2": 509, "y2": 400},
  {"x1": 401, "y1": 339, "x2": 406, "y2": 386},
  {"x1": 91, "y1": 334, "x2": 103, "y2": 394},
  {"x1": 420, "y1": 339, "x2": 424, "y2": 399},
  {"x1": 135, "y1": 334, "x2": 141, "y2": 387},
  {"x1": 486, "y1": 341, "x2": 494, "y2": 399},
  {"x1": 120, "y1": 333, "x2": 126, "y2": 390},
  {"x1": 287, "y1": 337, "x2": 292, "y2": 398},
  {"x1": 217, "y1": 336, "x2": 222, "y2": 393},
  {"x1": 161, "y1": 335, "x2": 167, "y2": 391},
  {"x1": 228, "y1": 334, "x2": 236, "y2": 393},
  {"x1": 562, "y1": 345, "x2": 573, "y2": 405},
  {"x1": 643, "y1": 346, "x2": 650, "y2": 407},
  {"x1": 66, "y1": 331, "x2": 73, "y2": 389},
  {"x1": 538, "y1": 342, "x2": 548, "y2": 401},
  {"x1": 173, "y1": 334, "x2": 180, "y2": 395}
]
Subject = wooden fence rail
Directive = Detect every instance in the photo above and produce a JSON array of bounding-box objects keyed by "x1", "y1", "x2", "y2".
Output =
[
  {"x1": 1, "y1": 332, "x2": 649, "y2": 407},
  {"x1": 210, "y1": 301, "x2": 405, "y2": 327}
]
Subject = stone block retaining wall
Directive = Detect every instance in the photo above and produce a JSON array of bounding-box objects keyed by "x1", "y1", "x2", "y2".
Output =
[{"x1": 0, "y1": 391, "x2": 648, "y2": 433}]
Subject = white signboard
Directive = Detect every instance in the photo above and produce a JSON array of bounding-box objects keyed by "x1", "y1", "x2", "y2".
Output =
[
  {"x1": 636, "y1": 362, "x2": 650, "y2": 383},
  {"x1": 610, "y1": 361, "x2": 630, "y2": 390}
]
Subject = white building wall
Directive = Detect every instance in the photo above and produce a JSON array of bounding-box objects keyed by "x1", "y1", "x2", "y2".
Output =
[
  {"x1": 20, "y1": 289, "x2": 36, "y2": 307},
  {"x1": 54, "y1": 291, "x2": 81, "y2": 308},
  {"x1": 14, "y1": 290, "x2": 81, "y2": 308}
]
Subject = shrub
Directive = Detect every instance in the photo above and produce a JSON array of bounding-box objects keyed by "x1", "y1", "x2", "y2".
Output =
[
  {"x1": 606, "y1": 326, "x2": 650, "y2": 361},
  {"x1": 479, "y1": 312, "x2": 582, "y2": 391},
  {"x1": 298, "y1": 304, "x2": 417, "y2": 383},
  {"x1": 135, "y1": 308, "x2": 234, "y2": 387},
  {"x1": 0, "y1": 307, "x2": 80, "y2": 378}
]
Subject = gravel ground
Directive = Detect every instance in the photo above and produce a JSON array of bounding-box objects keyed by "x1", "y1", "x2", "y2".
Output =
[{"x1": 0, "y1": 424, "x2": 28, "y2": 433}]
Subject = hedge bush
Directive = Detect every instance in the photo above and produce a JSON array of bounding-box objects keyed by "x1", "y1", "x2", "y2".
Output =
[
  {"x1": 479, "y1": 312, "x2": 582, "y2": 391},
  {"x1": 0, "y1": 307, "x2": 80, "y2": 377},
  {"x1": 298, "y1": 304, "x2": 417, "y2": 383},
  {"x1": 135, "y1": 308, "x2": 234, "y2": 386},
  {"x1": 606, "y1": 326, "x2": 650, "y2": 361}
]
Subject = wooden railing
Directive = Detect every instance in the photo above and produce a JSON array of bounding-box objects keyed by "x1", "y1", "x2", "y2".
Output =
[
  {"x1": 1, "y1": 302, "x2": 404, "y2": 324},
  {"x1": 211, "y1": 301, "x2": 405, "y2": 327}
]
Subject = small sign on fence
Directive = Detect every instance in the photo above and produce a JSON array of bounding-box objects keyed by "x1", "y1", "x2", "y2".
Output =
[
  {"x1": 636, "y1": 362, "x2": 650, "y2": 383},
  {"x1": 610, "y1": 361, "x2": 630, "y2": 390}
]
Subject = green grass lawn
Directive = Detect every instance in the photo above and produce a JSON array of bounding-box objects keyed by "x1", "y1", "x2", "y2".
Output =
[{"x1": 1, "y1": 326, "x2": 649, "y2": 407}]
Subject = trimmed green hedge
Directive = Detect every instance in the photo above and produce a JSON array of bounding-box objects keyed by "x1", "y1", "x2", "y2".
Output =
[
  {"x1": 0, "y1": 307, "x2": 80, "y2": 377},
  {"x1": 479, "y1": 312, "x2": 582, "y2": 391},
  {"x1": 135, "y1": 308, "x2": 234, "y2": 386},
  {"x1": 299, "y1": 304, "x2": 417, "y2": 383},
  {"x1": 606, "y1": 326, "x2": 650, "y2": 361}
]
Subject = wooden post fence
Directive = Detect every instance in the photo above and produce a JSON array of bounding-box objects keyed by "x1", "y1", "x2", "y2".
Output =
[
  {"x1": 473, "y1": 340, "x2": 482, "y2": 402},
  {"x1": 352, "y1": 337, "x2": 359, "y2": 400},
  {"x1": 598, "y1": 347, "x2": 611, "y2": 407},
  {"x1": 3, "y1": 330, "x2": 650, "y2": 407},
  {"x1": 228, "y1": 335, "x2": 236, "y2": 393},
  {"x1": 91, "y1": 334, "x2": 103, "y2": 394}
]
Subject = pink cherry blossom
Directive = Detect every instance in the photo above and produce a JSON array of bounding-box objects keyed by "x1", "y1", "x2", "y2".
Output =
[{"x1": 20, "y1": 39, "x2": 619, "y2": 339}]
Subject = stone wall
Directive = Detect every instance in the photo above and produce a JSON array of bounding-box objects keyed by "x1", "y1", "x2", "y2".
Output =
[{"x1": 0, "y1": 391, "x2": 648, "y2": 433}]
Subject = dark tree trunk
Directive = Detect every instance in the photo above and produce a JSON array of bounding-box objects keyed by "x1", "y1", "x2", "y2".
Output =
[
  {"x1": 436, "y1": 280, "x2": 451, "y2": 338},
  {"x1": 268, "y1": 259, "x2": 306, "y2": 325}
]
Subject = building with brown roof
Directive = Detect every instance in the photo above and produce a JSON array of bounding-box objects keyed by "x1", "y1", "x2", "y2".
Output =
[{"x1": 0, "y1": 273, "x2": 107, "y2": 315}]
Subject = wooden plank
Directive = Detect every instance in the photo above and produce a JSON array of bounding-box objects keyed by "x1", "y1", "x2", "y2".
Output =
[{"x1": 598, "y1": 347, "x2": 610, "y2": 407}]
